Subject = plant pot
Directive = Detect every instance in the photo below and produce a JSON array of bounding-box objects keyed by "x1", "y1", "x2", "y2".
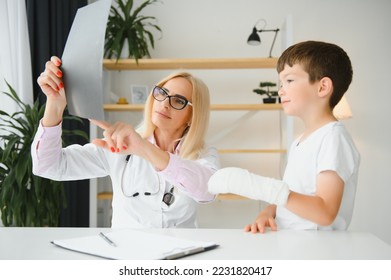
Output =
[
  {"x1": 119, "y1": 41, "x2": 128, "y2": 59},
  {"x1": 263, "y1": 97, "x2": 276, "y2": 104}
]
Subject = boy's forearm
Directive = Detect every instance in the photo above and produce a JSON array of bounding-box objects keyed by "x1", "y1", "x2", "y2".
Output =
[{"x1": 285, "y1": 192, "x2": 339, "y2": 226}]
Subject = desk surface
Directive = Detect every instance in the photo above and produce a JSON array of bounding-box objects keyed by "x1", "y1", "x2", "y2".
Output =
[{"x1": 1, "y1": 227, "x2": 391, "y2": 260}]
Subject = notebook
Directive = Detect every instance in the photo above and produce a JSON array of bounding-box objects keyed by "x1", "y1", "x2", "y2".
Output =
[{"x1": 51, "y1": 229, "x2": 218, "y2": 260}]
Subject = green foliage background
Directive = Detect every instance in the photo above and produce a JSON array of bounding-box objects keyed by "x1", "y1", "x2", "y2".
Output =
[
  {"x1": 0, "y1": 81, "x2": 88, "y2": 226},
  {"x1": 104, "y1": 0, "x2": 162, "y2": 62}
]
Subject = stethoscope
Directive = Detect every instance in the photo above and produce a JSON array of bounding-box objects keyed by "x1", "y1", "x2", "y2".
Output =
[{"x1": 120, "y1": 154, "x2": 175, "y2": 206}]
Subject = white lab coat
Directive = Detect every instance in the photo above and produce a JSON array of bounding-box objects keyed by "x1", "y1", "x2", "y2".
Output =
[{"x1": 31, "y1": 124, "x2": 220, "y2": 228}]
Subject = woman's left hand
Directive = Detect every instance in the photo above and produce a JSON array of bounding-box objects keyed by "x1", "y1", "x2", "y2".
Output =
[{"x1": 90, "y1": 119, "x2": 144, "y2": 155}]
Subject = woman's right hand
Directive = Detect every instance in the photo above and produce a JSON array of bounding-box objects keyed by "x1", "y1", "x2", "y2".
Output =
[{"x1": 37, "y1": 56, "x2": 67, "y2": 127}]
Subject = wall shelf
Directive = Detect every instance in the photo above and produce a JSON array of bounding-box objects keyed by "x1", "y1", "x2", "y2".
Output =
[
  {"x1": 103, "y1": 103, "x2": 283, "y2": 111},
  {"x1": 219, "y1": 149, "x2": 286, "y2": 154},
  {"x1": 97, "y1": 191, "x2": 247, "y2": 201},
  {"x1": 102, "y1": 103, "x2": 286, "y2": 155},
  {"x1": 103, "y1": 57, "x2": 278, "y2": 70}
]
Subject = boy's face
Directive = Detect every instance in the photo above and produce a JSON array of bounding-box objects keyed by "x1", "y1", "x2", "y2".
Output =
[{"x1": 278, "y1": 64, "x2": 320, "y2": 118}]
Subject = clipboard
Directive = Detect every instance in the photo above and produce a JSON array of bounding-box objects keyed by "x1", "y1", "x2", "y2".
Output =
[{"x1": 51, "y1": 229, "x2": 219, "y2": 260}]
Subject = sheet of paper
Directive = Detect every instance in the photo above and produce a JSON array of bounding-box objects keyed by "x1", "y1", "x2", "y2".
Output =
[
  {"x1": 61, "y1": 0, "x2": 112, "y2": 120},
  {"x1": 51, "y1": 229, "x2": 218, "y2": 260}
]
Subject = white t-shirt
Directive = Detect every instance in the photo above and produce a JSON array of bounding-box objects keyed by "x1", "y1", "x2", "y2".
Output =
[{"x1": 276, "y1": 121, "x2": 360, "y2": 230}]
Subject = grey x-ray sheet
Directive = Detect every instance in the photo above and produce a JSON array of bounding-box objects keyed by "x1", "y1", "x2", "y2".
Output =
[{"x1": 61, "y1": 0, "x2": 112, "y2": 120}]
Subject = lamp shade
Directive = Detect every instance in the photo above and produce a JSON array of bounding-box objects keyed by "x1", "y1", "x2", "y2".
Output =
[
  {"x1": 247, "y1": 27, "x2": 261, "y2": 45},
  {"x1": 333, "y1": 96, "x2": 352, "y2": 120}
]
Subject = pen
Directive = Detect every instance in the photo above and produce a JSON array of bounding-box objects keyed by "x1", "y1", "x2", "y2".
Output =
[{"x1": 99, "y1": 232, "x2": 117, "y2": 247}]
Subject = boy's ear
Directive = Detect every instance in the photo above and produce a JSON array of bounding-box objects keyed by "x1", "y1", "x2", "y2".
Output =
[{"x1": 318, "y1": 77, "x2": 333, "y2": 98}]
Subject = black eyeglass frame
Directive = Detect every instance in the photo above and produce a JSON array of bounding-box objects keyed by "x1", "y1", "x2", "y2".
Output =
[{"x1": 152, "y1": 85, "x2": 193, "y2": 110}]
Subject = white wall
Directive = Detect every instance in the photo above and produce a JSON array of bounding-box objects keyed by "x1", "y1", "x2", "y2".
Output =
[{"x1": 107, "y1": 0, "x2": 391, "y2": 245}]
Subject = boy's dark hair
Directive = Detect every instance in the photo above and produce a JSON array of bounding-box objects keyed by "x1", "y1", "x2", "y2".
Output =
[{"x1": 277, "y1": 41, "x2": 353, "y2": 109}]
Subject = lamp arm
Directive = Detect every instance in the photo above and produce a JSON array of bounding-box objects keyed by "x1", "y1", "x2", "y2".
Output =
[{"x1": 257, "y1": 28, "x2": 280, "y2": 58}]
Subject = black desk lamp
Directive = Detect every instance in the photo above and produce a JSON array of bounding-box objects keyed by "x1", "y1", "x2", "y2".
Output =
[{"x1": 247, "y1": 19, "x2": 280, "y2": 57}]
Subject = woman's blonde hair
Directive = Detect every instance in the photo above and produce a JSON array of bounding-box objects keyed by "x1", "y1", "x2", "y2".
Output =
[{"x1": 137, "y1": 72, "x2": 210, "y2": 160}]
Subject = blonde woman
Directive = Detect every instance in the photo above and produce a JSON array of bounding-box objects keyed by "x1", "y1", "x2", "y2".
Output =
[{"x1": 33, "y1": 56, "x2": 219, "y2": 228}]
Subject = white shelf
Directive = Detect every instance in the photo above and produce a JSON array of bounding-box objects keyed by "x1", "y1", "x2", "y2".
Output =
[
  {"x1": 103, "y1": 57, "x2": 278, "y2": 70},
  {"x1": 103, "y1": 103, "x2": 282, "y2": 111},
  {"x1": 97, "y1": 191, "x2": 248, "y2": 201}
]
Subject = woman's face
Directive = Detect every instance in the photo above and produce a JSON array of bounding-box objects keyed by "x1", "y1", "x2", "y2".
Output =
[{"x1": 151, "y1": 77, "x2": 193, "y2": 135}]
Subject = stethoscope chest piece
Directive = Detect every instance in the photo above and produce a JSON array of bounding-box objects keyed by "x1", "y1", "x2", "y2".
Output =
[
  {"x1": 162, "y1": 187, "x2": 175, "y2": 206},
  {"x1": 123, "y1": 155, "x2": 175, "y2": 206}
]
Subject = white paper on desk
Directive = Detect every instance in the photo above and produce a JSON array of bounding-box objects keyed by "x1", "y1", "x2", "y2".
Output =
[
  {"x1": 61, "y1": 0, "x2": 112, "y2": 120},
  {"x1": 51, "y1": 229, "x2": 218, "y2": 260}
]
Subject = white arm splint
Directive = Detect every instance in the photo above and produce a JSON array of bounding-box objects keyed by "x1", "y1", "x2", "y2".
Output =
[{"x1": 208, "y1": 167, "x2": 290, "y2": 206}]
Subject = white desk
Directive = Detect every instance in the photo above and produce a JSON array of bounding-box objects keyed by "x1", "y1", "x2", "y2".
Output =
[{"x1": 1, "y1": 227, "x2": 391, "y2": 260}]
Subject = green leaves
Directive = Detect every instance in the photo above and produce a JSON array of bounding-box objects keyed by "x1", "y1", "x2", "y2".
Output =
[
  {"x1": 253, "y1": 81, "x2": 279, "y2": 98},
  {"x1": 104, "y1": 0, "x2": 162, "y2": 62},
  {"x1": 0, "y1": 81, "x2": 87, "y2": 226}
]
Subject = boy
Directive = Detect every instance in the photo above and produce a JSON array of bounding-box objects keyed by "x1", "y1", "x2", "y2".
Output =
[{"x1": 208, "y1": 41, "x2": 360, "y2": 233}]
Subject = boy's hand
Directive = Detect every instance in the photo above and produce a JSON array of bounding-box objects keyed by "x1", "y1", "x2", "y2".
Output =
[
  {"x1": 244, "y1": 204, "x2": 278, "y2": 234},
  {"x1": 244, "y1": 215, "x2": 277, "y2": 234}
]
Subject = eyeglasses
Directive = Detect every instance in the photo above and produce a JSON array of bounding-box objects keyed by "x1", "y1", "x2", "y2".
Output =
[{"x1": 152, "y1": 86, "x2": 193, "y2": 110}]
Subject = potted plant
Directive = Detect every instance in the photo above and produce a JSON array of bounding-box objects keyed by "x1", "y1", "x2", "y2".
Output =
[
  {"x1": 253, "y1": 81, "x2": 279, "y2": 104},
  {"x1": 0, "y1": 81, "x2": 88, "y2": 226},
  {"x1": 104, "y1": 0, "x2": 162, "y2": 62}
]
